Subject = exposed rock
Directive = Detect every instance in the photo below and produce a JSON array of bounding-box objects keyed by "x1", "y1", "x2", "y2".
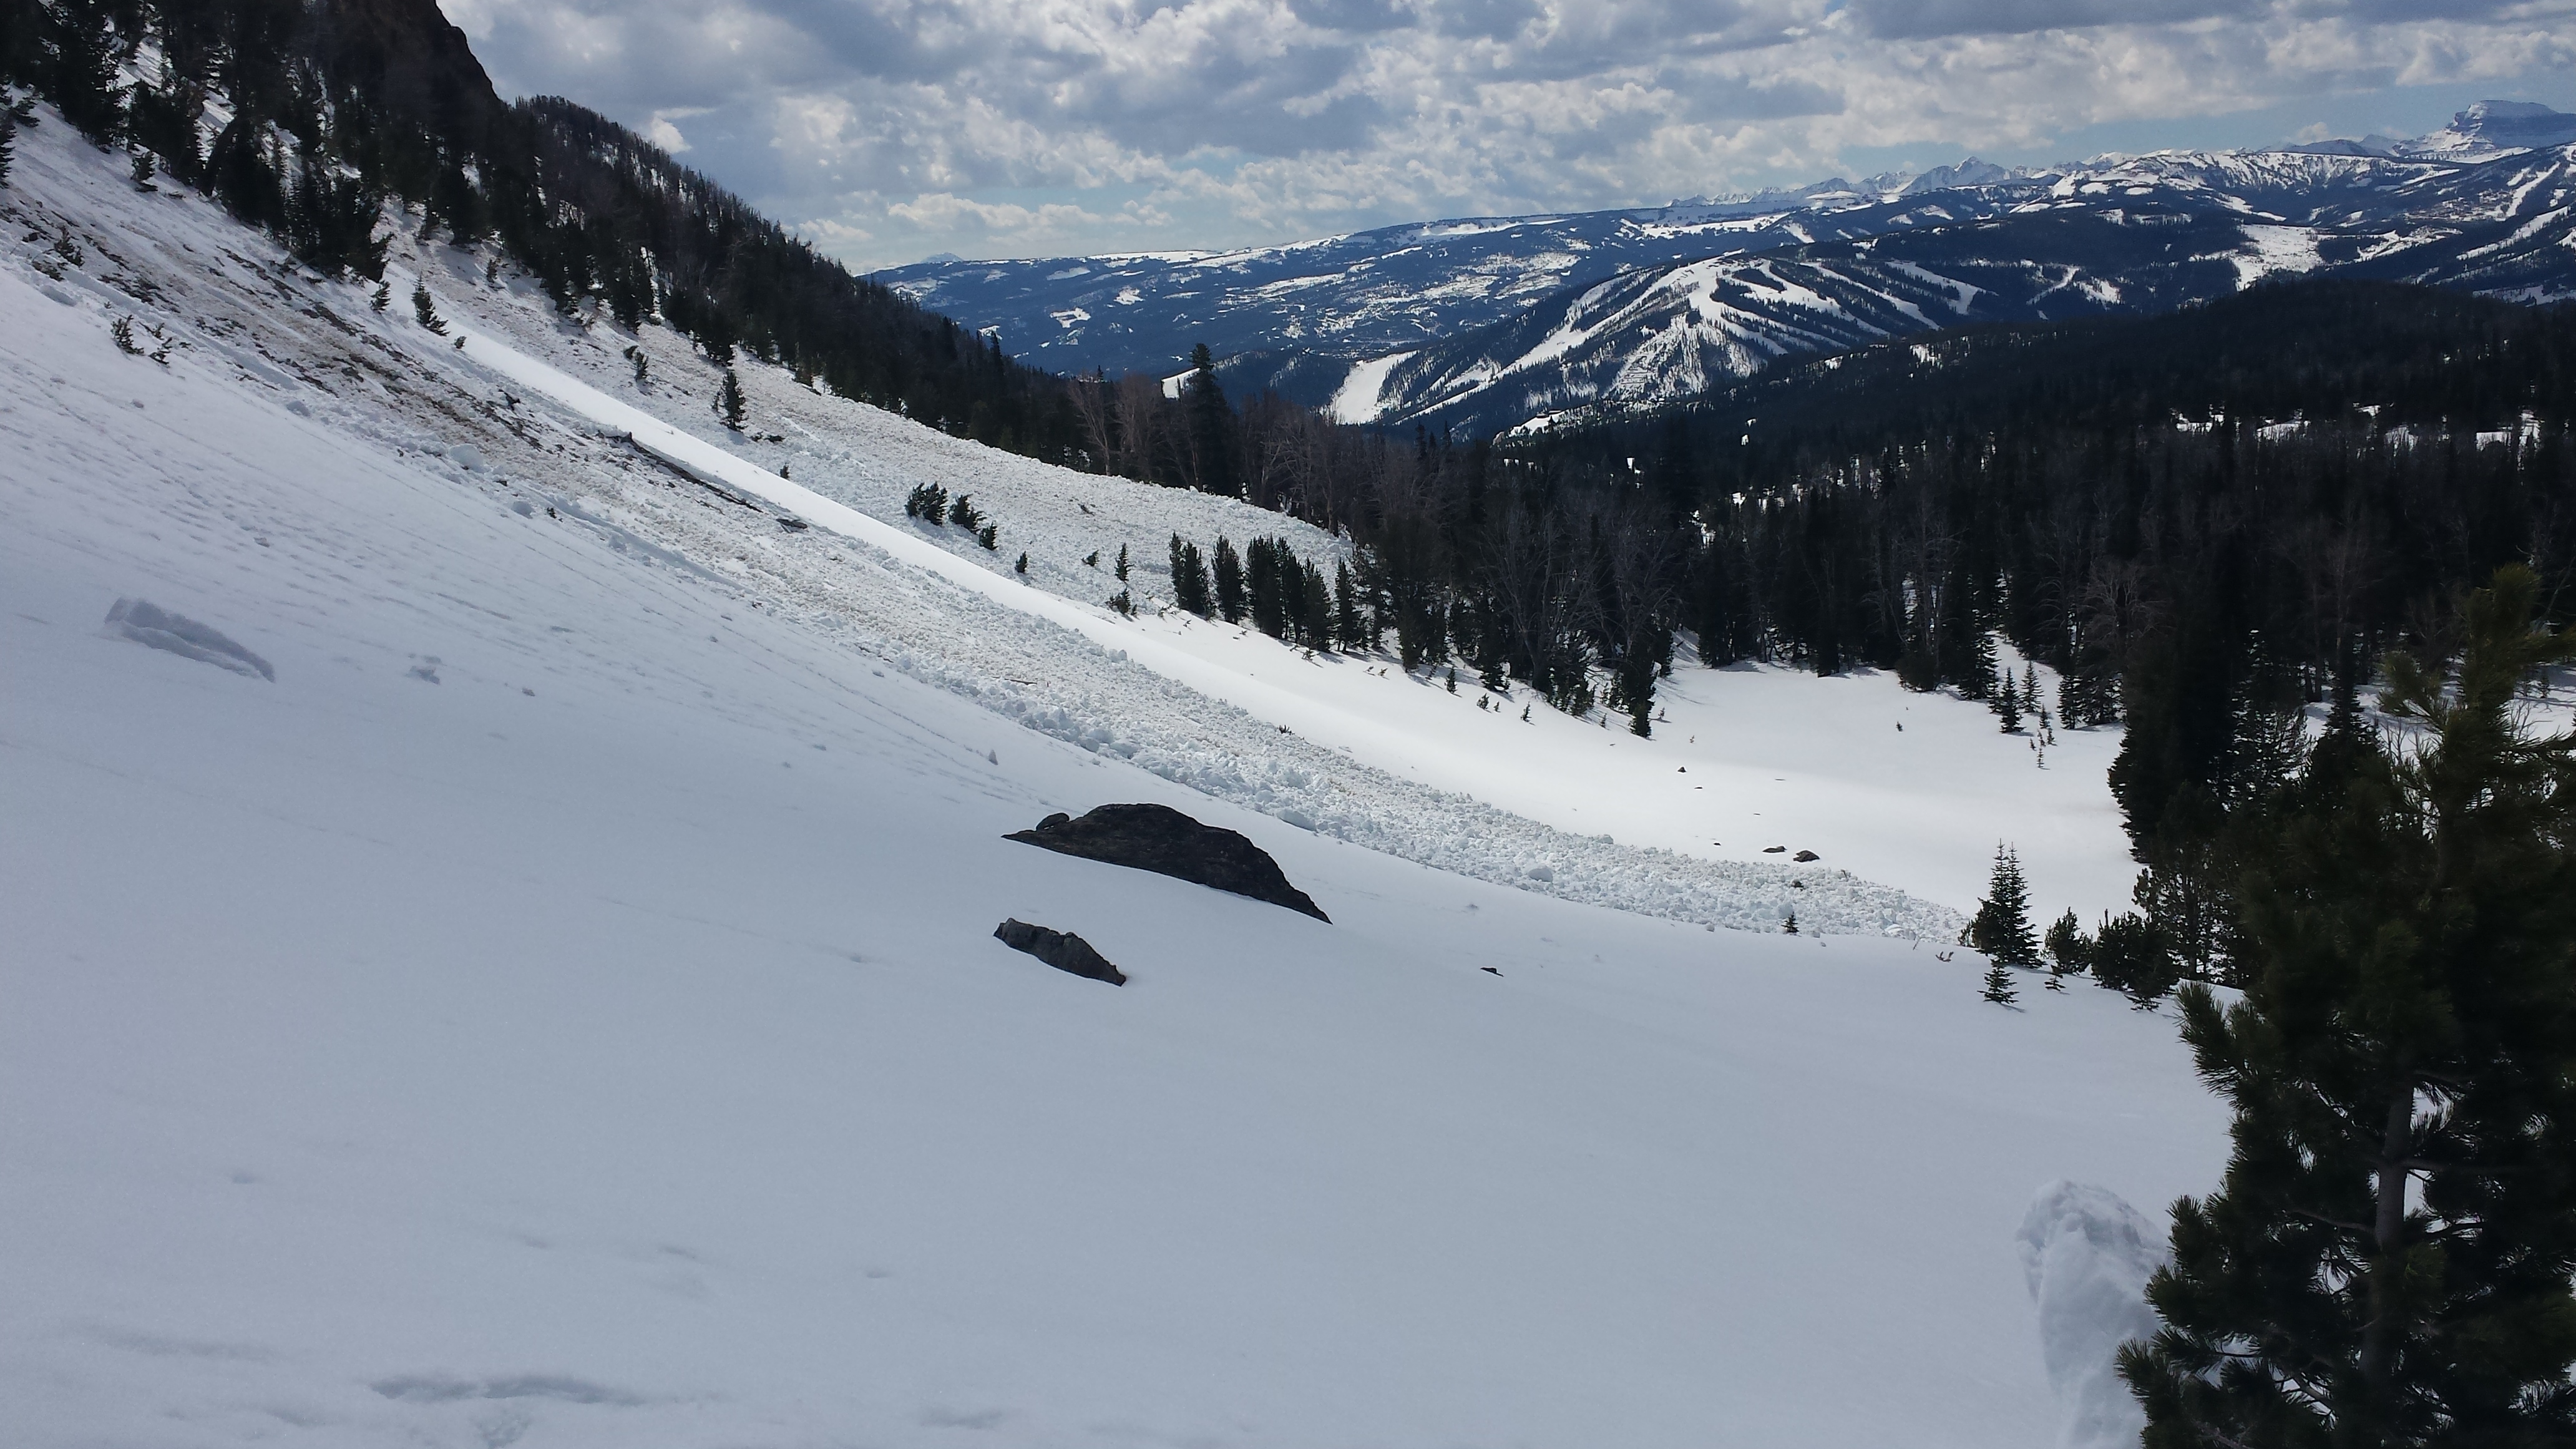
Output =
[
  {"x1": 1793, "y1": 849, "x2": 1820, "y2": 862},
  {"x1": 1005, "y1": 803, "x2": 1330, "y2": 921},
  {"x1": 993, "y1": 919, "x2": 1126, "y2": 985}
]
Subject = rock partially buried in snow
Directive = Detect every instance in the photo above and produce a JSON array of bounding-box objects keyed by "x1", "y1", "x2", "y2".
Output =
[
  {"x1": 1006, "y1": 803, "x2": 1330, "y2": 921},
  {"x1": 2017, "y1": 1181, "x2": 2168, "y2": 1449},
  {"x1": 993, "y1": 919, "x2": 1126, "y2": 985},
  {"x1": 104, "y1": 597, "x2": 273, "y2": 681}
]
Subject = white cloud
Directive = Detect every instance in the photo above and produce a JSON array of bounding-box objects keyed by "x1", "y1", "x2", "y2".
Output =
[{"x1": 436, "y1": 0, "x2": 2576, "y2": 268}]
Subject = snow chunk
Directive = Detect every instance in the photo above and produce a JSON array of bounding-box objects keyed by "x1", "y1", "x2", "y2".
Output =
[
  {"x1": 104, "y1": 598, "x2": 273, "y2": 681},
  {"x1": 2016, "y1": 1181, "x2": 2167, "y2": 1449}
]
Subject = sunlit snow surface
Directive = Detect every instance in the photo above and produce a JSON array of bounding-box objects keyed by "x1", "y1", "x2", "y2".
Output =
[{"x1": 3, "y1": 119, "x2": 2224, "y2": 1448}]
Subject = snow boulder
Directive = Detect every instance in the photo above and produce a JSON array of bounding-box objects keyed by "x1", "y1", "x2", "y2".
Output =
[
  {"x1": 2016, "y1": 1180, "x2": 2169, "y2": 1449},
  {"x1": 1006, "y1": 804, "x2": 1329, "y2": 921},
  {"x1": 103, "y1": 597, "x2": 273, "y2": 681},
  {"x1": 993, "y1": 919, "x2": 1126, "y2": 985}
]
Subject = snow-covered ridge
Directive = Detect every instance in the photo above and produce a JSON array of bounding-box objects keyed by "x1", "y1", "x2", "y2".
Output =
[{"x1": 886, "y1": 102, "x2": 2576, "y2": 432}]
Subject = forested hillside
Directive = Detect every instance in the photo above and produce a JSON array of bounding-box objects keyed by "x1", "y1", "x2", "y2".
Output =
[
  {"x1": 0, "y1": 0, "x2": 1081, "y2": 459},
  {"x1": 1061, "y1": 281, "x2": 2576, "y2": 994}
]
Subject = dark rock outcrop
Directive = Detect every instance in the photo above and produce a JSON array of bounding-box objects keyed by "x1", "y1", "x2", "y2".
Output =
[
  {"x1": 1005, "y1": 803, "x2": 1330, "y2": 921},
  {"x1": 993, "y1": 919, "x2": 1126, "y2": 985}
]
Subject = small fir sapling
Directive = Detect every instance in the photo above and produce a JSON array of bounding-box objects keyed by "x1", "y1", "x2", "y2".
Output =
[
  {"x1": 1013, "y1": 552, "x2": 1029, "y2": 575},
  {"x1": 717, "y1": 368, "x2": 747, "y2": 430},
  {"x1": 1083, "y1": 549, "x2": 1100, "y2": 568},
  {"x1": 129, "y1": 149, "x2": 154, "y2": 191},
  {"x1": 1982, "y1": 959, "x2": 2019, "y2": 1005},
  {"x1": 1108, "y1": 588, "x2": 1133, "y2": 617},
  {"x1": 947, "y1": 494, "x2": 982, "y2": 531},
  {"x1": 1993, "y1": 665, "x2": 2024, "y2": 732},
  {"x1": 1783, "y1": 909, "x2": 1799, "y2": 935},
  {"x1": 110, "y1": 316, "x2": 142, "y2": 354},
  {"x1": 412, "y1": 281, "x2": 446, "y2": 334},
  {"x1": 370, "y1": 280, "x2": 391, "y2": 312},
  {"x1": 1114, "y1": 543, "x2": 1129, "y2": 582},
  {"x1": 976, "y1": 524, "x2": 997, "y2": 551}
]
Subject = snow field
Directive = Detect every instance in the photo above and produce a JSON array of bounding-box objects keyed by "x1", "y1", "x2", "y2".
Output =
[{"x1": 3, "y1": 115, "x2": 2228, "y2": 1446}]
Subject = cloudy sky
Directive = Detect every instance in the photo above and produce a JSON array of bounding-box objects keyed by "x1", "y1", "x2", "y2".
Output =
[{"x1": 434, "y1": 0, "x2": 2576, "y2": 270}]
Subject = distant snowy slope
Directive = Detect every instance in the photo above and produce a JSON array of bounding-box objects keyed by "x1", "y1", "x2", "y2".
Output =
[{"x1": 0, "y1": 110, "x2": 2230, "y2": 1449}]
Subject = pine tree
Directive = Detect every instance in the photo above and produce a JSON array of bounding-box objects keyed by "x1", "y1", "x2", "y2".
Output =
[
  {"x1": 2122, "y1": 565, "x2": 2576, "y2": 1447},
  {"x1": 2022, "y1": 663, "x2": 2041, "y2": 716},
  {"x1": 1981, "y1": 959, "x2": 2018, "y2": 1005},
  {"x1": 412, "y1": 281, "x2": 446, "y2": 335},
  {"x1": 371, "y1": 280, "x2": 391, "y2": 313},
  {"x1": 1782, "y1": 909, "x2": 1798, "y2": 935},
  {"x1": 1993, "y1": 663, "x2": 2024, "y2": 733},
  {"x1": 947, "y1": 494, "x2": 982, "y2": 531},
  {"x1": 1963, "y1": 844, "x2": 2039, "y2": 965},
  {"x1": 1013, "y1": 552, "x2": 1029, "y2": 575},
  {"x1": 2042, "y1": 909, "x2": 2090, "y2": 977},
  {"x1": 1334, "y1": 561, "x2": 1363, "y2": 650},
  {"x1": 904, "y1": 482, "x2": 949, "y2": 522},
  {"x1": 1214, "y1": 537, "x2": 1244, "y2": 622},
  {"x1": 0, "y1": 117, "x2": 14, "y2": 188},
  {"x1": 1113, "y1": 543, "x2": 1128, "y2": 582},
  {"x1": 717, "y1": 368, "x2": 747, "y2": 430}
]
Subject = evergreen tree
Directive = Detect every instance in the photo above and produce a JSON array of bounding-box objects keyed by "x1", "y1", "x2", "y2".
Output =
[
  {"x1": 411, "y1": 280, "x2": 446, "y2": 334},
  {"x1": 1182, "y1": 342, "x2": 1235, "y2": 496},
  {"x1": 1114, "y1": 542, "x2": 1128, "y2": 582},
  {"x1": 1, "y1": 115, "x2": 14, "y2": 188},
  {"x1": 717, "y1": 368, "x2": 747, "y2": 430},
  {"x1": 2122, "y1": 565, "x2": 2576, "y2": 1448},
  {"x1": 47, "y1": 0, "x2": 126, "y2": 145},
  {"x1": 2092, "y1": 910, "x2": 2179, "y2": 1007},
  {"x1": 903, "y1": 482, "x2": 949, "y2": 522},
  {"x1": 1964, "y1": 844, "x2": 2039, "y2": 965},
  {"x1": 1333, "y1": 560, "x2": 1363, "y2": 650},
  {"x1": 1993, "y1": 663, "x2": 2024, "y2": 732},
  {"x1": 1981, "y1": 959, "x2": 2018, "y2": 1006},
  {"x1": 1782, "y1": 909, "x2": 1798, "y2": 935},
  {"x1": 1214, "y1": 537, "x2": 1244, "y2": 623},
  {"x1": 1298, "y1": 560, "x2": 1332, "y2": 649},
  {"x1": 1248, "y1": 537, "x2": 1287, "y2": 638},
  {"x1": 1169, "y1": 535, "x2": 1212, "y2": 616},
  {"x1": 2042, "y1": 909, "x2": 2091, "y2": 977},
  {"x1": 1013, "y1": 551, "x2": 1028, "y2": 575},
  {"x1": 947, "y1": 494, "x2": 982, "y2": 530}
]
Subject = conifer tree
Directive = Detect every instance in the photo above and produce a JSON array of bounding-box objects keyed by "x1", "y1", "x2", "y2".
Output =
[
  {"x1": 1981, "y1": 959, "x2": 2018, "y2": 1005},
  {"x1": 1214, "y1": 537, "x2": 1244, "y2": 623},
  {"x1": 1334, "y1": 561, "x2": 1363, "y2": 650},
  {"x1": 0, "y1": 115, "x2": 14, "y2": 188},
  {"x1": 1113, "y1": 542, "x2": 1128, "y2": 582},
  {"x1": 411, "y1": 280, "x2": 446, "y2": 334},
  {"x1": 717, "y1": 368, "x2": 746, "y2": 430},
  {"x1": 2043, "y1": 909, "x2": 2089, "y2": 977},
  {"x1": 2122, "y1": 565, "x2": 2576, "y2": 1447},
  {"x1": 1964, "y1": 844, "x2": 2039, "y2": 965},
  {"x1": 1013, "y1": 552, "x2": 1028, "y2": 575},
  {"x1": 1782, "y1": 909, "x2": 1798, "y2": 935},
  {"x1": 1993, "y1": 663, "x2": 2024, "y2": 732}
]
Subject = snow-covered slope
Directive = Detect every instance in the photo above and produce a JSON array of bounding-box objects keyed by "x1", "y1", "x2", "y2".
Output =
[
  {"x1": 4, "y1": 114, "x2": 2222, "y2": 1447},
  {"x1": 889, "y1": 102, "x2": 2576, "y2": 433}
]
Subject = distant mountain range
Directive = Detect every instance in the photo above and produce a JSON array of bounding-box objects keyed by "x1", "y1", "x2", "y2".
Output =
[{"x1": 879, "y1": 100, "x2": 2576, "y2": 437}]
